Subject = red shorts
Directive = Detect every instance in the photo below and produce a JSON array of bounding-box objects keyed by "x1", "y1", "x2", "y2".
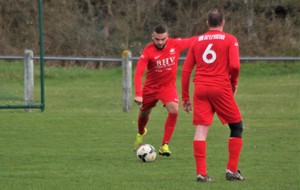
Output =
[
  {"x1": 193, "y1": 85, "x2": 241, "y2": 125},
  {"x1": 140, "y1": 85, "x2": 179, "y2": 111}
]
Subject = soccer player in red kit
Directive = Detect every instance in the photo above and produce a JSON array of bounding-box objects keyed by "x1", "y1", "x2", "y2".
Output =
[
  {"x1": 134, "y1": 24, "x2": 197, "y2": 156},
  {"x1": 181, "y1": 9, "x2": 245, "y2": 182}
]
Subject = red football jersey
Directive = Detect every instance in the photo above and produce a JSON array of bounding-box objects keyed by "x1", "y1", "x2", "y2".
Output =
[
  {"x1": 134, "y1": 37, "x2": 196, "y2": 97},
  {"x1": 182, "y1": 30, "x2": 240, "y2": 101}
]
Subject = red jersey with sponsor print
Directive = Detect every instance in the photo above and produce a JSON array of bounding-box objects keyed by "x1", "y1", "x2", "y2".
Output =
[
  {"x1": 182, "y1": 30, "x2": 240, "y2": 101},
  {"x1": 134, "y1": 37, "x2": 196, "y2": 97}
]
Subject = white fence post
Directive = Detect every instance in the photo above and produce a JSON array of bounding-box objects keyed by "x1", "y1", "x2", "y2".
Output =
[
  {"x1": 24, "y1": 49, "x2": 34, "y2": 112},
  {"x1": 122, "y1": 50, "x2": 132, "y2": 112}
]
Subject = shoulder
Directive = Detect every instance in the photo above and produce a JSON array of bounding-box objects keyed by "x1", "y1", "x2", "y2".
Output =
[
  {"x1": 223, "y1": 32, "x2": 238, "y2": 41},
  {"x1": 143, "y1": 42, "x2": 154, "y2": 50},
  {"x1": 167, "y1": 38, "x2": 178, "y2": 43},
  {"x1": 141, "y1": 42, "x2": 155, "y2": 54},
  {"x1": 221, "y1": 32, "x2": 239, "y2": 49}
]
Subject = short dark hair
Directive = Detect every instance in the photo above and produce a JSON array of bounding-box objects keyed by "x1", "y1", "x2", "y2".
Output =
[
  {"x1": 207, "y1": 9, "x2": 224, "y2": 27},
  {"x1": 153, "y1": 24, "x2": 168, "y2": 34}
]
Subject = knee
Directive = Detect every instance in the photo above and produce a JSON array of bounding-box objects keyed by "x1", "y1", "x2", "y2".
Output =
[
  {"x1": 168, "y1": 106, "x2": 179, "y2": 114},
  {"x1": 166, "y1": 102, "x2": 179, "y2": 114},
  {"x1": 140, "y1": 109, "x2": 151, "y2": 118},
  {"x1": 229, "y1": 121, "x2": 243, "y2": 138}
]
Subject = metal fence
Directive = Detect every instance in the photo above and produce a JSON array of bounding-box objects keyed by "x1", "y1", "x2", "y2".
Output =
[
  {"x1": 0, "y1": 52, "x2": 299, "y2": 112},
  {"x1": 1, "y1": 55, "x2": 300, "y2": 62}
]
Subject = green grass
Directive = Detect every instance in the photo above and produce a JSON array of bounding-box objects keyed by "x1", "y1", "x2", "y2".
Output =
[{"x1": 0, "y1": 62, "x2": 299, "y2": 190}]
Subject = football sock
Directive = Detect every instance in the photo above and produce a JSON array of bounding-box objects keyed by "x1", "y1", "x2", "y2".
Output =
[
  {"x1": 162, "y1": 113, "x2": 177, "y2": 145},
  {"x1": 138, "y1": 115, "x2": 149, "y2": 135},
  {"x1": 194, "y1": 140, "x2": 207, "y2": 176},
  {"x1": 227, "y1": 137, "x2": 243, "y2": 172}
]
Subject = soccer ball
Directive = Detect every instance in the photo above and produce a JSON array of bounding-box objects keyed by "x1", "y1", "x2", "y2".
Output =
[{"x1": 136, "y1": 144, "x2": 157, "y2": 162}]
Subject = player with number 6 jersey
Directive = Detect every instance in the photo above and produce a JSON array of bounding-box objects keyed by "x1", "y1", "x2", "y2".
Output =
[
  {"x1": 181, "y1": 9, "x2": 245, "y2": 182},
  {"x1": 182, "y1": 28, "x2": 240, "y2": 92}
]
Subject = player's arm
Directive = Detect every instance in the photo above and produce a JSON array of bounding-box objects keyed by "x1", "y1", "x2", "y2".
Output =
[
  {"x1": 178, "y1": 36, "x2": 198, "y2": 50},
  {"x1": 181, "y1": 47, "x2": 195, "y2": 113},
  {"x1": 134, "y1": 96, "x2": 143, "y2": 105},
  {"x1": 134, "y1": 52, "x2": 148, "y2": 105},
  {"x1": 229, "y1": 37, "x2": 240, "y2": 95}
]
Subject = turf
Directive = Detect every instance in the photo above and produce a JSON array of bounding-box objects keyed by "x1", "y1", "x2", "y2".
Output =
[{"x1": 0, "y1": 61, "x2": 299, "y2": 190}]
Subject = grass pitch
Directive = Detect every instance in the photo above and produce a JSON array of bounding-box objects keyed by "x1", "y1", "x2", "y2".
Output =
[{"x1": 0, "y1": 61, "x2": 299, "y2": 190}]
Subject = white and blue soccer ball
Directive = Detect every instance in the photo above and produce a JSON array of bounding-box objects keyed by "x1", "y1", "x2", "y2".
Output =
[{"x1": 136, "y1": 144, "x2": 157, "y2": 162}]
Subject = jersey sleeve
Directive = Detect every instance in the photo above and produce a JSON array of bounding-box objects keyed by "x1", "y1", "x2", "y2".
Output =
[
  {"x1": 181, "y1": 46, "x2": 196, "y2": 101},
  {"x1": 177, "y1": 36, "x2": 198, "y2": 51},
  {"x1": 134, "y1": 52, "x2": 149, "y2": 97},
  {"x1": 229, "y1": 36, "x2": 240, "y2": 87}
]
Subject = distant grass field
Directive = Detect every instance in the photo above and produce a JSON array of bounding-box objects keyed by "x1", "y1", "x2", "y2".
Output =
[{"x1": 0, "y1": 61, "x2": 299, "y2": 190}]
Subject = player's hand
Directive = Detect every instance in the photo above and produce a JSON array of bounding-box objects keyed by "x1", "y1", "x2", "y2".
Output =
[
  {"x1": 182, "y1": 101, "x2": 192, "y2": 113},
  {"x1": 232, "y1": 85, "x2": 238, "y2": 96},
  {"x1": 134, "y1": 96, "x2": 143, "y2": 105}
]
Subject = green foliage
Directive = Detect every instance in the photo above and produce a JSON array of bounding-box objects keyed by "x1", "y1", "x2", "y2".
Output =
[{"x1": 0, "y1": 62, "x2": 299, "y2": 190}]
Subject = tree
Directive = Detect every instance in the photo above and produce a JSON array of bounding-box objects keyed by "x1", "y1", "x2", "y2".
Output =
[{"x1": 0, "y1": 0, "x2": 299, "y2": 66}]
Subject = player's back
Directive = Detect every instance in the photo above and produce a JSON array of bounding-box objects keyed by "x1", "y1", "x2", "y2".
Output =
[{"x1": 190, "y1": 30, "x2": 239, "y2": 87}]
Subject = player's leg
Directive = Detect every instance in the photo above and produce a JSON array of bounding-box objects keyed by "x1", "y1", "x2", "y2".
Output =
[
  {"x1": 159, "y1": 101, "x2": 179, "y2": 156},
  {"x1": 134, "y1": 109, "x2": 151, "y2": 151},
  {"x1": 137, "y1": 109, "x2": 151, "y2": 135},
  {"x1": 194, "y1": 124, "x2": 213, "y2": 182},
  {"x1": 163, "y1": 102, "x2": 179, "y2": 145},
  {"x1": 134, "y1": 93, "x2": 158, "y2": 151},
  {"x1": 193, "y1": 85, "x2": 214, "y2": 182},
  {"x1": 211, "y1": 87, "x2": 245, "y2": 180},
  {"x1": 226, "y1": 121, "x2": 245, "y2": 180},
  {"x1": 158, "y1": 86, "x2": 179, "y2": 156}
]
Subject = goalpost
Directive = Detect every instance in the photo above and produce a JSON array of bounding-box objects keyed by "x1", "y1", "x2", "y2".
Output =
[{"x1": 0, "y1": 0, "x2": 45, "y2": 112}]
